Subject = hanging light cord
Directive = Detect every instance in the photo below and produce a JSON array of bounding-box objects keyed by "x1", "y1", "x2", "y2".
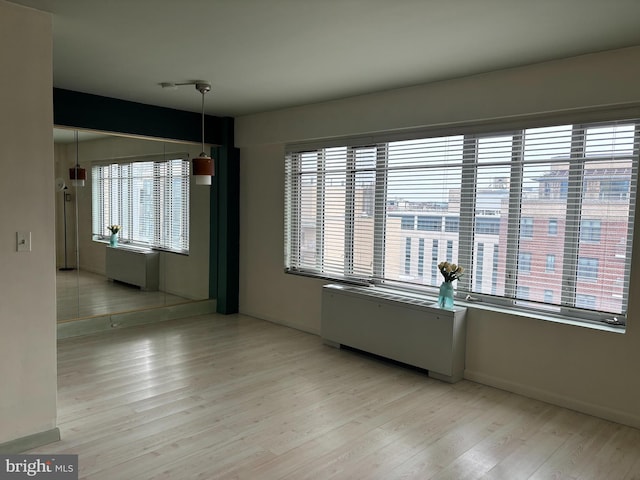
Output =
[
  {"x1": 161, "y1": 81, "x2": 211, "y2": 158},
  {"x1": 200, "y1": 89, "x2": 205, "y2": 154}
]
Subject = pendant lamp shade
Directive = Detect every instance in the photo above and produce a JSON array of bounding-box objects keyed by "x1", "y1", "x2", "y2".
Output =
[
  {"x1": 193, "y1": 155, "x2": 214, "y2": 185},
  {"x1": 69, "y1": 166, "x2": 86, "y2": 187},
  {"x1": 69, "y1": 130, "x2": 85, "y2": 187}
]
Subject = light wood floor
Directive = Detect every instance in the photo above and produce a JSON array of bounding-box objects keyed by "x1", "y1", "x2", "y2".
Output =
[
  {"x1": 57, "y1": 270, "x2": 190, "y2": 322},
  {"x1": 30, "y1": 314, "x2": 640, "y2": 479}
]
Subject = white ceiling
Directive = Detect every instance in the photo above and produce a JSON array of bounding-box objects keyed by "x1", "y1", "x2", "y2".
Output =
[{"x1": 10, "y1": 0, "x2": 640, "y2": 117}]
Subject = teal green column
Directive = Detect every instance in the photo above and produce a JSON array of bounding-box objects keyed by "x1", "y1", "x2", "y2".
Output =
[{"x1": 209, "y1": 144, "x2": 240, "y2": 314}]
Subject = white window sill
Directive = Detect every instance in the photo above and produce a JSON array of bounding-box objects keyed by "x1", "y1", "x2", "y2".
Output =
[
  {"x1": 359, "y1": 284, "x2": 627, "y2": 335},
  {"x1": 457, "y1": 298, "x2": 626, "y2": 334}
]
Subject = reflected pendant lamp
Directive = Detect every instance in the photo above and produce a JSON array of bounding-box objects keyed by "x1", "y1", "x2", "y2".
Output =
[
  {"x1": 193, "y1": 82, "x2": 214, "y2": 185},
  {"x1": 69, "y1": 130, "x2": 86, "y2": 187}
]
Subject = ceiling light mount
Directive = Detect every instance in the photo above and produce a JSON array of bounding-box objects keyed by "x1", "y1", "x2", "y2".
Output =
[
  {"x1": 159, "y1": 80, "x2": 211, "y2": 92},
  {"x1": 195, "y1": 82, "x2": 211, "y2": 95}
]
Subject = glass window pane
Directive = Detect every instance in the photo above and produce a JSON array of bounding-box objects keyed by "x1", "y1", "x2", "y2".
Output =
[
  {"x1": 384, "y1": 135, "x2": 463, "y2": 286},
  {"x1": 353, "y1": 147, "x2": 376, "y2": 276},
  {"x1": 515, "y1": 162, "x2": 569, "y2": 307}
]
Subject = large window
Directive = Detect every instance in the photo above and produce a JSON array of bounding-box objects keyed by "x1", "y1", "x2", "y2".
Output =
[
  {"x1": 284, "y1": 118, "x2": 638, "y2": 320},
  {"x1": 92, "y1": 158, "x2": 190, "y2": 253}
]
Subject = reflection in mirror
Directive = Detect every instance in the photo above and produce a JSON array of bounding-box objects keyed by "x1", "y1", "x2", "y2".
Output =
[{"x1": 54, "y1": 128, "x2": 210, "y2": 323}]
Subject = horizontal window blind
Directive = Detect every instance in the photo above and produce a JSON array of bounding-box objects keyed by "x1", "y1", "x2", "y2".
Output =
[
  {"x1": 92, "y1": 157, "x2": 190, "y2": 253},
  {"x1": 285, "y1": 118, "x2": 639, "y2": 320}
]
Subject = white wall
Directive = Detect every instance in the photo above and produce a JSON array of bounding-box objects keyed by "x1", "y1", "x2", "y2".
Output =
[
  {"x1": 236, "y1": 46, "x2": 640, "y2": 428},
  {"x1": 54, "y1": 134, "x2": 210, "y2": 300},
  {"x1": 0, "y1": 0, "x2": 57, "y2": 445}
]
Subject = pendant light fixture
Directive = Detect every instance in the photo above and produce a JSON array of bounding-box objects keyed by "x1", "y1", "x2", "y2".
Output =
[
  {"x1": 160, "y1": 79, "x2": 215, "y2": 185},
  {"x1": 192, "y1": 82, "x2": 214, "y2": 185},
  {"x1": 69, "y1": 130, "x2": 86, "y2": 187}
]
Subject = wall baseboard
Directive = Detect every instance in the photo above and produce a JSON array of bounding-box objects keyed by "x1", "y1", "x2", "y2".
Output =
[
  {"x1": 464, "y1": 369, "x2": 640, "y2": 430},
  {"x1": 0, "y1": 428, "x2": 60, "y2": 454}
]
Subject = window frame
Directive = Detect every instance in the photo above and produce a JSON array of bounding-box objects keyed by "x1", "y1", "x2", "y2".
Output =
[{"x1": 284, "y1": 113, "x2": 639, "y2": 326}]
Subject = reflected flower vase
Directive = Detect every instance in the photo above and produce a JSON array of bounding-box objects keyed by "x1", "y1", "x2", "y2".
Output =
[
  {"x1": 109, "y1": 233, "x2": 118, "y2": 248},
  {"x1": 438, "y1": 281, "x2": 454, "y2": 310}
]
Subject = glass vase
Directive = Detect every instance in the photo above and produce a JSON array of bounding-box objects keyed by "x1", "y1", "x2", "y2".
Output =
[
  {"x1": 109, "y1": 233, "x2": 118, "y2": 248},
  {"x1": 438, "y1": 281, "x2": 454, "y2": 309}
]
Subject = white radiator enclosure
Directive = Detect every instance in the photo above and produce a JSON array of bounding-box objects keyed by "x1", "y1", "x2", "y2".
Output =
[
  {"x1": 106, "y1": 246, "x2": 160, "y2": 291},
  {"x1": 321, "y1": 284, "x2": 467, "y2": 383}
]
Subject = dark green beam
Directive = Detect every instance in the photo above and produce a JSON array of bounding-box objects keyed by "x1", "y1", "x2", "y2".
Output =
[
  {"x1": 210, "y1": 145, "x2": 240, "y2": 314},
  {"x1": 54, "y1": 88, "x2": 232, "y2": 146}
]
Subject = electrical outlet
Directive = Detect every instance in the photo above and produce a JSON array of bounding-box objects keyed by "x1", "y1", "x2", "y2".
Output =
[{"x1": 16, "y1": 231, "x2": 31, "y2": 252}]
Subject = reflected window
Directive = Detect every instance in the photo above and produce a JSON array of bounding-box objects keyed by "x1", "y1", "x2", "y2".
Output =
[{"x1": 92, "y1": 158, "x2": 190, "y2": 253}]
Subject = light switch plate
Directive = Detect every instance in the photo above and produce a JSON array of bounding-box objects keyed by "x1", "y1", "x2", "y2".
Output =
[{"x1": 17, "y1": 231, "x2": 31, "y2": 252}]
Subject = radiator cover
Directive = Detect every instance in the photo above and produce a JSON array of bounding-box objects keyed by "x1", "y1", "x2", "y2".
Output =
[
  {"x1": 321, "y1": 284, "x2": 467, "y2": 383},
  {"x1": 106, "y1": 246, "x2": 160, "y2": 291}
]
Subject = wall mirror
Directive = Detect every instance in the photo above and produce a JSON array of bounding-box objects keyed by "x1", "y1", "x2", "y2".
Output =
[{"x1": 54, "y1": 128, "x2": 210, "y2": 324}]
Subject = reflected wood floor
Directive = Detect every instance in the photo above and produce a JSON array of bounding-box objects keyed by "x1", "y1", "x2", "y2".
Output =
[
  {"x1": 30, "y1": 314, "x2": 640, "y2": 479},
  {"x1": 57, "y1": 270, "x2": 190, "y2": 322}
]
